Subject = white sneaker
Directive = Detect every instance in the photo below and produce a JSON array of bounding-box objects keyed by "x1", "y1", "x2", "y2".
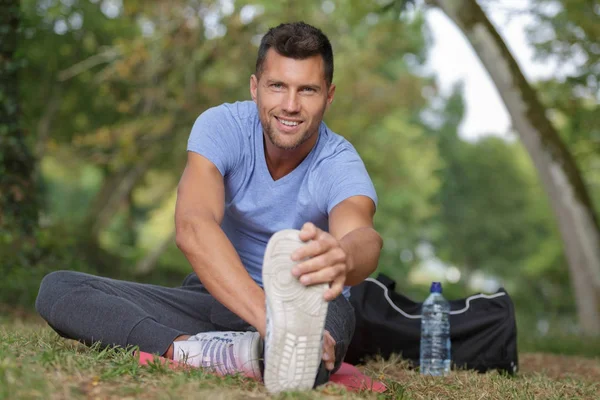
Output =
[
  {"x1": 262, "y1": 229, "x2": 329, "y2": 393},
  {"x1": 173, "y1": 331, "x2": 262, "y2": 379}
]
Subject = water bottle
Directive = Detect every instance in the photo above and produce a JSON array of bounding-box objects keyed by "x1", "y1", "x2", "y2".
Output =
[{"x1": 420, "y1": 282, "x2": 451, "y2": 376}]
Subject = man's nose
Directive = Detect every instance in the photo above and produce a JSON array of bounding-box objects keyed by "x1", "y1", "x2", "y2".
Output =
[{"x1": 282, "y1": 91, "x2": 301, "y2": 113}]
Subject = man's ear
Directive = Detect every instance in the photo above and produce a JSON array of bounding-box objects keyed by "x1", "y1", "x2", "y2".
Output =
[
  {"x1": 326, "y1": 83, "x2": 336, "y2": 109},
  {"x1": 250, "y1": 74, "x2": 258, "y2": 103}
]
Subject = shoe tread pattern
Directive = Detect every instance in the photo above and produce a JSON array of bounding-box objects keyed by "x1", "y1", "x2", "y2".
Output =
[{"x1": 263, "y1": 229, "x2": 328, "y2": 393}]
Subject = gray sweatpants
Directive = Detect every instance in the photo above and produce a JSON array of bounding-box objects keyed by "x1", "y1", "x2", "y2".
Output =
[{"x1": 35, "y1": 270, "x2": 355, "y2": 380}]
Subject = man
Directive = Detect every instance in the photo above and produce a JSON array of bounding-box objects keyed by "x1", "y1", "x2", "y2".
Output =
[{"x1": 36, "y1": 22, "x2": 382, "y2": 393}]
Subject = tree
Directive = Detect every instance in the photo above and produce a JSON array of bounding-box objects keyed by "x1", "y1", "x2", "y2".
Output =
[
  {"x1": 0, "y1": 0, "x2": 39, "y2": 258},
  {"x1": 33, "y1": 0, "x2": 439, "y2": 277},
  {"x1": 526, "y1": 0, "x2": 600, "y2": 212},
  {"x1": 432, "y1": 87, "x2": 544, "y2": 276},
  {"x1": 425, "y1": 0, "x2": 600, "y2": 335}
]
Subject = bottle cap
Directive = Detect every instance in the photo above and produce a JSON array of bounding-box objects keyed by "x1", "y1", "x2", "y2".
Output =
[{"x1": 430, "y1": 282, "x2": 442, "y2": 293}]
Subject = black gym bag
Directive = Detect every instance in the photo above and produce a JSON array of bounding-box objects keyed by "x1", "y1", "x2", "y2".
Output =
[{"x1": 344, "y1": 274, "x2": 518, "y2": 374}]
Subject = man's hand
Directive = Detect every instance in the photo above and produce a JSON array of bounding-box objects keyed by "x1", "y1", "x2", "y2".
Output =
[
  {"x1": 290, "y1": 222, "x2": 352, "y2": 301},
  {"x1": 322, "y1": 330, "x2": 336, "y2": 371}
]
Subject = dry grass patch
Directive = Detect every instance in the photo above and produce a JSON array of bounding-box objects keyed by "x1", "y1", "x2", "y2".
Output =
[
  {"x1": 361, "y1": 353, "x2": 600, "y2": 400},
  {"x1": 519, "y1": 353, "x2": 600, "y2": 383},
  {"x1": 2, "y1": 319, "x2": 599, "y2": 399}
]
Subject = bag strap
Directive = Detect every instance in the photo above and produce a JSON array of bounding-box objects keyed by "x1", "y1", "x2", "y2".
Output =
[
  {"x1": 367, "y1": 276, "x2": 509, "y2": 317},
  {"x1": 376, "y1": 273, "x2": 396, "y2": 291}
]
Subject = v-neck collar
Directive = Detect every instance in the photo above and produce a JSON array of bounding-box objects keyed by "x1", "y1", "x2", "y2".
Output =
[{"x1": 257, "y1": 121, "x2": 322, "y2": 187}]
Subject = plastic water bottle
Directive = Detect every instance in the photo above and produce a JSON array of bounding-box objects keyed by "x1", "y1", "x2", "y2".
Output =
[{"x1": 420, "y1": 282, "x2": 451, "y2": 376}]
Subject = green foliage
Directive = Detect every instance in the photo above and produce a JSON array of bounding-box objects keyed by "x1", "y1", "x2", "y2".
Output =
[
  {"x1": 12, "y1": 0, "x2": 441, "y2": 285},
  {"x1": 19, "y1": 0, "x2": 138, "y2": 146},
  {"x1": 0, "y1": 225, "x2": 93, "y2": 307},
  {"x1": 1, "y1": 0, "x2": 39, "y2": 243},
  {"x1": 40, "y1": 154, "x2": 103, "y2": 224},
  {"x1": 519, "y1": 332, "x2": 600, "y2": 358},
  {"x1": 527, "y1": 0, "x2": 600, "y2": 212},
  {"x1": 420, "y1": 85, "x2": 574, "y2": 317},
  {"x1": 3, "y1": 0, "x2": 599, "y2": 343},
  {"x1": 436, "y1": 137, "x2": 552, "y2": 274},
  {"x1": 367, "y1": 114, "x2": 441, "y2": 282}
]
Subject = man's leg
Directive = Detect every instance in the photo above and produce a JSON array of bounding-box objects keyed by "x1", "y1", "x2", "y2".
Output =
[
  {"x1": 35, "y1": 270, "x2": 224, "y2": 356},
  {"x1": 165, "y1": 272, "x2": 264, "y2": 378},
  {"x1": 314, "y1": 294, "x2": 356, "y2": 386}
]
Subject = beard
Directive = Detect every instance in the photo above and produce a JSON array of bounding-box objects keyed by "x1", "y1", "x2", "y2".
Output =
[{"x1": 262, "y1": 118, "x2": 315, "y2": 151}]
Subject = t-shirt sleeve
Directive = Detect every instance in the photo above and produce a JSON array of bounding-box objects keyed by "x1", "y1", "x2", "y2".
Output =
[
  {"x1": 318, "y1": 143, "x2": 378, "y2": 214},
  {"x1": 187, "y1": 104, "x2": 243, "y2": 176}
]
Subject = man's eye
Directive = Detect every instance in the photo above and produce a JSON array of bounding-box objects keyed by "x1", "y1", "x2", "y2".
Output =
[
  {"x1": 271, "y1": 83, "x2": 283, "y2": 89},
  {"x1": 302, "y1": 87, "x2": 316, "y2": 92}
]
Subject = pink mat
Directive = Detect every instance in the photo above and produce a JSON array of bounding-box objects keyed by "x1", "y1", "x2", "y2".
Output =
[{"x1": 138, "y1": 351, "x2": 386, "y2": 393}]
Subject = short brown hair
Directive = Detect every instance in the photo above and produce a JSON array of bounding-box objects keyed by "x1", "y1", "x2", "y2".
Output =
[{"x1": 256, "y1": 22, "x2": 334, "y2": 86}]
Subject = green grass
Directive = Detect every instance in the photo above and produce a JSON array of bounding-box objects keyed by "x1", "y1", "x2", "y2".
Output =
[
  {"x1": 519, "y1": 333, "x2": 600, "y2": 358},
  {"x1": 1, "y1": 318, "x2": 599, "y2": 399}
]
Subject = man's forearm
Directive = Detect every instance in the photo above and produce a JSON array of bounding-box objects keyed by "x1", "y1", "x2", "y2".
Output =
[
  {"x1": 339, "y1": 226, "x2": 383, "y2": 286},
  {"x1": 176, "y1": 216, "x2": 266, "y2": 336}
]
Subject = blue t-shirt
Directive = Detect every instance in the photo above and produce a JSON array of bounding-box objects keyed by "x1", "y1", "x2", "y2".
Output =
[{"x1": 187, "y1": 101, "x2": 377, "y2": 297}]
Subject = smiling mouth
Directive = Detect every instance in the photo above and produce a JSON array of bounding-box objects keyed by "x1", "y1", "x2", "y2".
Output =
[{"x1": 275, "y1": 116, "x2": 303, "y2": 127}]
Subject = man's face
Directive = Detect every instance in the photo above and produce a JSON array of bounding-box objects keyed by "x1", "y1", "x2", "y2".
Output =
[{"x1": 250, "y1": 49, "x2": 335, "y2": 151}]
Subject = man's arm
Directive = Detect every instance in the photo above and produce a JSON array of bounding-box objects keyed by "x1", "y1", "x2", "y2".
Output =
[
  {"x1": 290, "y1": 195, "x2": 381, "y2": 371},
  {"x1": 329, "y1": 195, "x2": 381, "y2": 286},
  {"x1": 291, "y1": 195, "x2": 382, "y2": 300},
  {"x1": 175, "y1": 152, "x2": 266, "y2": 336}
]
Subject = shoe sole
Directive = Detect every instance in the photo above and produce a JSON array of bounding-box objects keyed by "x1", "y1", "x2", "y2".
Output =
[{"x1": 262, "y1": 229, "x2": 328, "y2": 393}]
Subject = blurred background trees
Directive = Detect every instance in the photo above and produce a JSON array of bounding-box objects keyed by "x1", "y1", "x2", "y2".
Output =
[
  {"x1": 1, "y1": 0, "x2": 39, "y2": 269},
  {"x1": 429, "y1": 0, "x2": 600, "y2": 335},
  {"x1": 1, "y1": 0, "x2": 599, "y2": 347}
]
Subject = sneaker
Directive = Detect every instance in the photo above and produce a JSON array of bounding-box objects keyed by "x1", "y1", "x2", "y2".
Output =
[
  {"x1": 173, "y1": 331, "x2": 263, "y2": 379},
  {"x1": 262, "y1": 229, "x2": 329, "y2": 393}
]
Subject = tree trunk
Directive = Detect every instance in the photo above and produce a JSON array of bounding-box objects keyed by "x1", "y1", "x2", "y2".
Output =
[
  {"x1": 0, "y1": 0, "x2": 39, "y2": 247},
  {"x1": 84, "y1": 157, "x2": 153, "y2": 242},
  {"x1": 429, "y1": 0, "x2": 600, "y2": 335},
  {"x1": 34, "y1": 86, "x2": 62, "y2": 177}
]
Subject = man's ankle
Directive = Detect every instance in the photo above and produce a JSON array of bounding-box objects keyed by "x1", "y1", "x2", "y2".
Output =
[{"x1": 163, "y1": 334, "x2": 191, "y2": 359}]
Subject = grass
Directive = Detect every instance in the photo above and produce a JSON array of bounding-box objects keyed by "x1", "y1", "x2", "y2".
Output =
[
  {"x1": 1, "y1": 316, "x2": 599, "y2": 399},
  {"x1": 519, "y1": 333, "x2": 600, "y2": 358}
]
